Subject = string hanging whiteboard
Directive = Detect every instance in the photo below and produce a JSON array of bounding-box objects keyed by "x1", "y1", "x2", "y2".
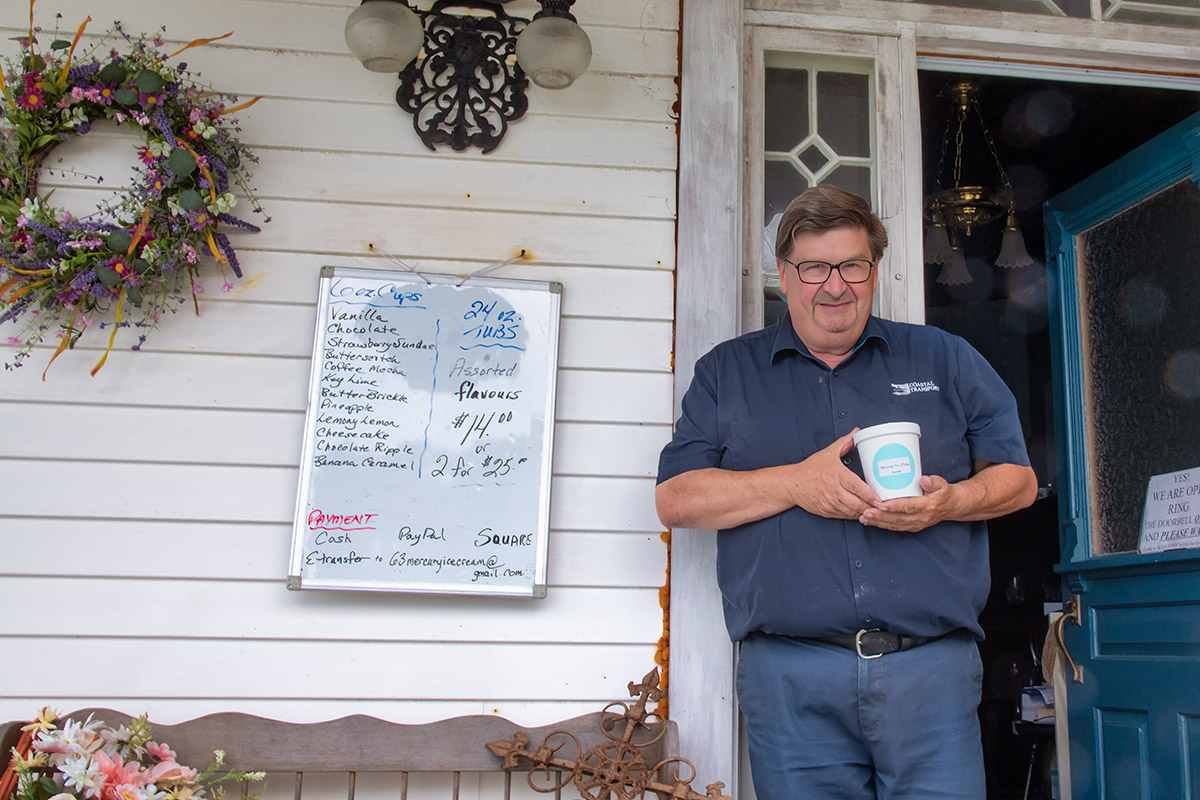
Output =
[{"x1": 288, "y1": 267, "x2": 562, "y2": 597}]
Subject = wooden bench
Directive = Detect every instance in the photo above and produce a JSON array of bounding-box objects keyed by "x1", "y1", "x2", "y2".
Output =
[
  {"x1": 1, "y1": 673, "x2": 731, "y2": 800},
  {"x1": 2, "y1": 705, "x2": 729, "y2": 800},
  {"x1": 4, "y1": 709, "x2": 675, "y2": 800}
]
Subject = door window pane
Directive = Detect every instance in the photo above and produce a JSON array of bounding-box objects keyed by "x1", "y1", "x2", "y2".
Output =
[
  {"x1": 817, "y1": 72, "x2": 871, "y2": 157},
  {"x1": 764, "y1": 67, "x2": 809, "y2": 152},
  {"x1": 762, "y1": 54, "x2": 876, "y2": 326},
  {"x1": 1077, "y1": 178, "x2": 1200, "y2": 554}
]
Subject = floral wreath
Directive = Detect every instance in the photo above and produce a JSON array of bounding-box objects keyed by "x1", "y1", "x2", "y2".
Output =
[{"x1": 0, "y1": 5, "x2": 267, "y2": 375}]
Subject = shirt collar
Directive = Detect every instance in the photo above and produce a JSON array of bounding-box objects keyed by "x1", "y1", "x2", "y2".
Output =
[{"x1": 770, "y1": 313, "x2": 892, "y2": 365}]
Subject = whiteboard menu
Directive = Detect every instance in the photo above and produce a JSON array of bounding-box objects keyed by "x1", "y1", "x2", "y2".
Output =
[{"x1": 288, "y1": 267, "x2": 562, "y2": 597}]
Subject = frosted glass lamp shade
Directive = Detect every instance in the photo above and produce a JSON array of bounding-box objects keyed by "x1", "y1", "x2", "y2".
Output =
[
  {"x1": 936, "y1": 250, "x2": 973, "y2": 286},
  {"x1": 923, "y1": 221, "x2": 954, "y2": 265},
  {"x1": 345, "y1": 0, "x2": 424, "y2": 73},
  {"x1": 996, "y1": 211, "x2": 1035, "y2": 268},
  {"x1": 516, "y1": 16, "x2": 592, "y2": 89}
]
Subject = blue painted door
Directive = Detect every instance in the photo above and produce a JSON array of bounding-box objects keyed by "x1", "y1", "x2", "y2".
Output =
[{"x1": 1044, "y1": 112, "x2": 1200, "y2": 799}]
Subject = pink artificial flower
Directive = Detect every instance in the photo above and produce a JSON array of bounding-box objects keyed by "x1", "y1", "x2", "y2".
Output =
[
  {"x1": 18, "y1": 90, "x2": 45, "y2": 110},
  {"x1": 144, "y1": 742, "x2": 175, "y2": 762},
  {"x1": 92, "y1": 751, "x2": 145, "y2": 800},
  {"x1": 6, "y1": 336, "x2": 21, "y2": 346},
  {"x1": 191, "y1": 284, "x2": 204, "y2": 295},
  {"x1": 220, "y1": 281, "x2": 234, "y2": 293},
  {"x1": 188, "y1": 108, "x2": 202, "y2": 124},
  {"x1": 146, "y1": 761, "x2": 196, "y2": 785}
]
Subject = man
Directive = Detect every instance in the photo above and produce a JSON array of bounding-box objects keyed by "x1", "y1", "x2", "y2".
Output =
[{"x1": 656, "y1": 185, "x2": 1037, "y2": 799}]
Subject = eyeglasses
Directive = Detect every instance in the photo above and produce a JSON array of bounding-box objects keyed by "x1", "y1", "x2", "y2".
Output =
[{"x1": 782, "y1": 258, "x2": 876, "y2": 285}]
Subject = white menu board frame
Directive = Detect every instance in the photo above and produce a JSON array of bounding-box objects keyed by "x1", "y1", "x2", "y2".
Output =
[{"x1": 287, "y1": 266, "x2": 562, "y2": 597}]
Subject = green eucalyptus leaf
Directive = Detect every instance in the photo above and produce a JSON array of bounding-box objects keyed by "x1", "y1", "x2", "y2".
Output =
[
  {"x1": 167, "y1": 148, "x2": 198, "y2": 178},
  {"x1": 107, "y1": 230, "x2": 133, "y2": 254},
  {"x1": 177, "y1": 189, "x2": 204, "y2": 211},
  {"x1": 94, "y1": 264, "x2": 121, "y2": 288},
  {"x1": 135, "y1": 70, "x2": 165, "y2": 94},
  {"x1": 23, "y1": 54, "x2": 46, "y2": 72},
  {"x1": 126, "y1": 285, "x2": 144, "y2": 306},
  {"x1": 133, "y1": 258, "x2": 153, "y2": 275},
  {"x1": 50, "y1": 39, "x2": 71, "y2": 50},
  {"x1": 114, "y1": 88, "x2": 138, "y2": 106},
  {"x1": 97, "y1": 62, "x2": 127, "y2": 84}
]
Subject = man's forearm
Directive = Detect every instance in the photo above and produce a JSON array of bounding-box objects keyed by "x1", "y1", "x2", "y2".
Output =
[
  {"x1": 655, "y1": 467, "x2": 796, "y2": 530},
  {"x1": 947, "y1": 461, "x2": 1039, "y2": 521}
]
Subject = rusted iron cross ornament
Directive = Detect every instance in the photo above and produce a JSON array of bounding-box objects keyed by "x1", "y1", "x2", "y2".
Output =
[{"x1": 487, "y1": 668, "x2": 732, "y2": 800}]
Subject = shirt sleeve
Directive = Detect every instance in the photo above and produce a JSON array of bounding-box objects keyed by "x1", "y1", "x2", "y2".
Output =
[
  {"x1": 657, "y1": 351, "x2": 726, "y2": 484},
  {"x1": 955, "y1": 338, "x2": 1032, "y2": 468}
]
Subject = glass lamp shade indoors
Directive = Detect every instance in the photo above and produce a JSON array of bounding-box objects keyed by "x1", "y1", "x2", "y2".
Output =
[
  {"x1": 515, "y1": 15, "x2": 592, "y2": 89},
  {"x1": 345, "y1": 0, "x2": 424, "y2": 73}
]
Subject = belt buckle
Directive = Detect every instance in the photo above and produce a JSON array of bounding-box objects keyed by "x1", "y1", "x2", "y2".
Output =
[{"x1": 854, "y1": 628, "x2": 883, "y2": 659}]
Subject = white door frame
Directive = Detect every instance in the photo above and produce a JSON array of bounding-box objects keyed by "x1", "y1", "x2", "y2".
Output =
[{"x1": 673, "y1": 1, "x2": 1200, "y2": 794}]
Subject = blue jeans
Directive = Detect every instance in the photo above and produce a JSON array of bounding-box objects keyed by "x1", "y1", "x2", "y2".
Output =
[{"x1": 736, "y1": 630, "x2": 985, "y2": 799}]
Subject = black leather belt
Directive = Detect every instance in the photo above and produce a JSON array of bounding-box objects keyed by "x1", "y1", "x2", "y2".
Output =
[{"x1": 819, "y1": 629, "x2": 949, "y2": 659}]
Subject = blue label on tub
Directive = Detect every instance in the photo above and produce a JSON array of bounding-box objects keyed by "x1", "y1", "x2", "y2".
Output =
[{"x1": 873, "y1": 443, "x2": 915, "y2": 490}]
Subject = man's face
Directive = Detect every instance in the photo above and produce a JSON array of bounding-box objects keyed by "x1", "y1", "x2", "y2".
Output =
[{"x1": 776, "y1": 225, "x2": 877, "y2": 363}]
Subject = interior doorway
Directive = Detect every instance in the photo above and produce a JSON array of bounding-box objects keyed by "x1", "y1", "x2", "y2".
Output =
[{"x1": 917, "y1": 68, "x2": 1200, "y2": 799}]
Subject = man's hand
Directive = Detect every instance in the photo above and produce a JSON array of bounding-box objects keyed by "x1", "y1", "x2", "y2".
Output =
[
  {"x1": 789, "y1": 431, "x2": 885, "y2": 520},
  {"x1": 858, "y1": 462, "x2": 1038, "y2": 533},
  {"x1": 655, "y1": 430, "x2": 886, "y2": 530},
  {"x1": 857, "y1": 474, "x2": 954, "y2": 532}
]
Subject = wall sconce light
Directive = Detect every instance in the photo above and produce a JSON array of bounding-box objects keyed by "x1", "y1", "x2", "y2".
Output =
[
  {"x1": 925, "y1": 80, "x2": 1034, "y2": 285},
  {"x1": 345, "y1": 0, "x2": 592, "y2": 154}
]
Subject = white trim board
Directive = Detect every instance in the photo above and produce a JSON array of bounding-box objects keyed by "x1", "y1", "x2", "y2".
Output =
[{"x1": 917, "y1": 55, "x2": 1200, "y2": 90}]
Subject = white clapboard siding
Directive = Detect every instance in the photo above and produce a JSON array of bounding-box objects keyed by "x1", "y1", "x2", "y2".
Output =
[
  {"x1": 23, "y1": 303, "x2": 673, "y2": 370},
  {"x1": 38, "y1": 144, "x2": 677, "y2": 220},
  {"x1": 0, "y1": 578, "x2": 662, "y2": 643},
  {"x1": 0, "y1": 459, "x2": 662, "y2": 532},
  {"x1": 22, "y1": 0, "x2": 680, "y2": 46},
  {"x1": 0, "y1": 639, "x2": 655, "y2": 700},
  {"x1": 0, "y1": 699, "x2": 611, "y2": 728},
  {"x1": 203, "y1": 256, "x2": 676, "y2": 316},
  {"x1": 238, "y1": 100, "x2": 679, "y2": 169},
  {"x1": 2, "y1": 404, "x2": 669, "y2": 478},
  {"x1": 1, "y1": 522, "x2": 667, "y2": 588},
  {"x1": 5, "y1": 358, "x2": 674, "y2": 423},
  {"x1": 35, "y1": 190, "x2": 675, "y2": 268},
  {"x1": 0, "y1": 0, "x2": 677, "y2": 733}
]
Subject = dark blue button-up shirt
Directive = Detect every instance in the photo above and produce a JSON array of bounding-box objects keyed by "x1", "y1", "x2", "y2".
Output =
[{"x1": 657, "y1": 315, "x2": 1030, "y2": 642}]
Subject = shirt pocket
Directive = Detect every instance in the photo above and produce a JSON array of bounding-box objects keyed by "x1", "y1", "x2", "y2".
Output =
[{"x1": 726, "y1": 416, "x2": 810, "y2": 471}]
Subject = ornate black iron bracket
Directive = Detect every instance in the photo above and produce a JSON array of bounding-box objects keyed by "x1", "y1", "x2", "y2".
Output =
[
  {"x1": 395, "y1": 0, "x2": 529, "y2": 154},
  {"x1": 487, "y1": 668, "x2": 734, "y2": 800}
]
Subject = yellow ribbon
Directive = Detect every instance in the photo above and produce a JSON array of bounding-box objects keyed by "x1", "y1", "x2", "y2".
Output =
[
  {"x1": 42, "y1": 306, "x2": 82, "y2": 380},
  {"x1": 55, "y1": 15, "x2": 92, "y2": 87},
  {"x1": 159, "y1": 32, "x2": 233, "y2": 63},
  {"x1": 89, "y1": 287, "x2": 124, "y2": 376},
  {"x1": 0, "y1": 256, "x2": 52, "y2": 276},
  {"x1": 182, "y1": 143, "x2": 218, "y2": 203},
  {"x1": 216, "y1": 95, "x2": 263, "y2": 116},
  {"x1": 0, "y1": 60, "x2": 14, "y2": 111},
  {"x1": 205, "y1": 228, "x2": 228, "y2": 264}
]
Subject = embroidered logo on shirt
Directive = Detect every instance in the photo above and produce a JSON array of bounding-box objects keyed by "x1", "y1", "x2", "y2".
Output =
[{"x1": 891, "y1": 380, "x2": 940, "y2": 396}]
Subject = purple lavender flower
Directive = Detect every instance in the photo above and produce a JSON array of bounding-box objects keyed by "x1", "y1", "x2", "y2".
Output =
[
  {"x1": 27, "y1": 220, "x2": 68, "y2": 244},
  {"x1": 152, "y1": 108, "x2": 176, "y2": 147},
  {"x1": 214, "y1": 232, "x2": 242, "y2": 278},
  {"x1": 217, "y1": 213, "x2": 261, "y2": 233},
  {"x1": 67, "y1": 62, "x2": 102, "y2": 80}
]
